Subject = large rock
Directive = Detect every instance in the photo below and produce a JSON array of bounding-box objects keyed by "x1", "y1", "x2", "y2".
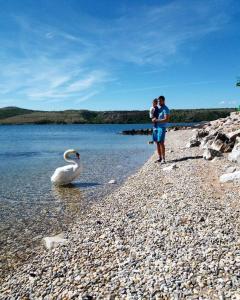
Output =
[
  {"x1": 210, "y1": 139, "x2": 224, "y2": 152},
  {"x1": 203, "y1": 148, "x2": 222, "y2": 160},
  {"x1": 228, "y1": 137, "x2": 240, "y2": 163},
  {"x1": 200, "y1": 135, "x2": 215, "y2": 149},
  {"x1": 210, "y1": 138, "x2": 233, "y2": 153},
  {"x1": 196, "y1": 129, "x2": 209, "y2": 139},
  {"x1": 227, "y1": 129, "x2": 240, "y2": 141},
  {"x1": 220, "y1": 171, "x2": 240, "y2": 183},
  {"x1": 43, "y1": 233, "x2": 68, "y2": 250}
]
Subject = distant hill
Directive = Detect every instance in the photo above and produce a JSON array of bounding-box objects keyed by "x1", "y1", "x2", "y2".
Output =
[
  {"x1": 0, "y1": 106, "x2": 236, "y2": 124},
  {"x1": 0, "y1": 107, "x2": 34, "y2": 120}
]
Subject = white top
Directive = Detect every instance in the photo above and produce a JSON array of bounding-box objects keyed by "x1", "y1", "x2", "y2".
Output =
[{"x1": 149, "y1": 106, "x2": 155, "y2": 118}]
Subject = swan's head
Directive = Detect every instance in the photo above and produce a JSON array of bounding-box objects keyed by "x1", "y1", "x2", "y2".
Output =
[{"x1": 64, "y1": 149, "x2": 80, "y2": 161}]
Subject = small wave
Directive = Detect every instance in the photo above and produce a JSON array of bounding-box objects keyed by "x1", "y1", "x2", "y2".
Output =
[{"x1": 0, "y1": 151, "x2": 42, "y2": 158}]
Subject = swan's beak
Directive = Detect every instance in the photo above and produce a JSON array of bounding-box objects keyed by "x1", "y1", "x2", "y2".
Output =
[{"x1": 76, "y1": 152, "x2": 80, "y2": 159}]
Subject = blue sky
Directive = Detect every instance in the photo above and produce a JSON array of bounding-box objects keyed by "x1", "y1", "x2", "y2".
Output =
[{"x1": 0, "y1": 0, "x2": 239, "y2": 111}]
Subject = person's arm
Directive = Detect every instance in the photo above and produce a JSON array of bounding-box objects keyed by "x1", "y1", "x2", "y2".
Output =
[{"x1": 154, "y1": 114, "x2": 170, "y2": 123}]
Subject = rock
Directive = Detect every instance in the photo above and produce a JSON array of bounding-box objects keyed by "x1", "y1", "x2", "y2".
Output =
[
  {"x1": 43, "y1": 233, "x2": 68, "y2": 250},
  {"x1": 225, "y1": 166, "x2": 237, "y2": 173},
  {"x1": 215, "y1": 132, "x2": 229, "y2": 143},
  {"x1": 108, "y1": 179, "x2": 116, "y2": 184},
  {"x1": 196, "y1": 129, "x2": 209, "y2": 139},
  {"x1": 122, "y1": 129, "x2": 152, "y2": 135},
  {"x1": 198, "y1": 216, "x2": 205, "y2": 222},
  {"x1": 210, "y1": 139, "x2": 224, "y2": 152},
  {"x1": 226, "y1": 129, "x2": 240, "y2": 141},
  {"x1": 228, "y1": 137, "x2": 240, "y2": 163},
  {"x1": 203, "y1": 148, "x2": 222, "y2": 160},
  {"x1": 163, "y1": 164, "x2": 177, "y2": 171},
  {"x1": 186, "y1": 139, "x2": 201, "y2": 148},
  {"x1": 200, "y1": 140, "x2": 211, "y2": 150},
  {"x1": 219, "y1": 171, "x2": 240, "y2": 183},
  {"x1": 200, "y1": 135, "x2": 215, "y2": 149}
]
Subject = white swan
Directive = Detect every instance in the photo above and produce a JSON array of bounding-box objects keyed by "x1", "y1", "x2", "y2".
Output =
[{"x1": 51, "y1": 149, "x2": 81, "y2": 186}]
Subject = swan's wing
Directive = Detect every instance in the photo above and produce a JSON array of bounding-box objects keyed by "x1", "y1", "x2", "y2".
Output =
[
  {"x1": 51, "y1": 165, "x2": 74, "y2": 183},
  {"x1": 51, "y1": 165, "x2": 80, "y2": 185}
]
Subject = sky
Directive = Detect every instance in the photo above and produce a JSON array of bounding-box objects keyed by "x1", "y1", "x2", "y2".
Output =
[{"x1": 0, "y1": 0, "x2": 240, "y2": 111}]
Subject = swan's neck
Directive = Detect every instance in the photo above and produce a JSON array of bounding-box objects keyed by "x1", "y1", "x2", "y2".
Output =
[
  {"x1": 64, "y1": 153, "x2": 80, "y2": 165},
  {"x1": 65, "y1": 158, "x2": 78, "y2": 164}
]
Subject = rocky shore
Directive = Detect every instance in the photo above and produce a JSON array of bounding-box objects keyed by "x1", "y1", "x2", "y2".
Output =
[
  {"x1": 1, "y1": 127, "x2": 240, "y2": 299},
  {"x1": 186, "y1": 111, "x2": 240, "y2": 182}
]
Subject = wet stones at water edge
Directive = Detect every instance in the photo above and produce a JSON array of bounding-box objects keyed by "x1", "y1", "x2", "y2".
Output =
[{"x1": 108, "y1": 179, "x2": 117, "y2": 184}]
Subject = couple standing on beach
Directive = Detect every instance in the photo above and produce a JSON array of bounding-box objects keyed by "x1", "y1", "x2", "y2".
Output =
[{"x1": 149, "y1": 95, "x2": 170, "y2": 163}]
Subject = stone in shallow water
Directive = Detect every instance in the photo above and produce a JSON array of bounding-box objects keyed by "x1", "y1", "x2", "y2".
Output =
[
  {"x1": 43, "y1": 233, "x2": 68, "y2": 250},
  {"x1": 108, "y1": 179, "x2": 117, "y2": 184}
]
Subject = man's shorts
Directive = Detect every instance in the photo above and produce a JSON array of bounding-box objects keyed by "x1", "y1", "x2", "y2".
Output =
[{"x1": 153, "y1": 127, "x2": 166, "y2": 143}]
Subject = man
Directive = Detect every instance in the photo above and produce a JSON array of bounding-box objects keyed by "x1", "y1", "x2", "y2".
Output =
[{"x1": 152, "y1": 95, "x2": 170, "y2": 163}]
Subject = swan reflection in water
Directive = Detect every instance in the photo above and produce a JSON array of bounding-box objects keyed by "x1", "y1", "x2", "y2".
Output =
[{"x1": 51, "y1": 181, "x2": 101, "y2": 219}]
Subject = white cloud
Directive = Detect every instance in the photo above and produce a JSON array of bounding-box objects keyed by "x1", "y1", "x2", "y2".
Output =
[
  {"x1": 219, "y1": 100, "x2": 237, "y2": 106},
  {"x1": 219, "y1": 100, "x2": 226, "y2": 105},
  {"x1": 0, "y1": 55, "x2": 109, "y2": 104},
  {"x1": 66, "y1": 71, "x2": 108, "y2": 93}
]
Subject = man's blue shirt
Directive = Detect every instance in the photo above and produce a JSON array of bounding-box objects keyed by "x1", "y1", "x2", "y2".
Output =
[{"x1": 158, "y1": 105, "x2": 170, "y2": 128}]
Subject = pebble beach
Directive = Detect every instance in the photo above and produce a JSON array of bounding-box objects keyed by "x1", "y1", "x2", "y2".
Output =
[{"x1": 1, "y1": 129, "x2": 240, "y2": 299}]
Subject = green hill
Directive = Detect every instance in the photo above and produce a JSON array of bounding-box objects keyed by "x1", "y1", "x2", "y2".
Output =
[
  {"x1": 0, "y1": 106, "x2": 236, "y2": 124},
  {"x1": 0, "y1": 107, "x2": 34, "y2": 120}
]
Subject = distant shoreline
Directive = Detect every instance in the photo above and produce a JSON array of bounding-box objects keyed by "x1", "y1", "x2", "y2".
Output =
[{"x1": 0, "y1": 106, "x2": 236, "y2": 125}]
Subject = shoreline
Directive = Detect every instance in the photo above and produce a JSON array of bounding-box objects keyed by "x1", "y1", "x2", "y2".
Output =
[{"x1": 1, "y1": 129, "x2": 240, "y2": 298}]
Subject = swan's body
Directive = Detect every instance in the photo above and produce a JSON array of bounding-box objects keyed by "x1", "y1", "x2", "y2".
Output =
[{"x1": 51, "y1": 149, "x2": 80, "y2": 186}]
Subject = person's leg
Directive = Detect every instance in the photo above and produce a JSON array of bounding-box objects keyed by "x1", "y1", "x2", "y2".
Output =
[
  {"x1": 157, "y1": 142, "x2": 162, "y2": 158},
  {"x1": 156, "y1": 142, "x2": 162, "y2": 161},
  {"x1": 160, "y1": 128, "x2": 166, "y2": 163},
  {"x1": 160, "y1": 142, "x2": 165, "y2": 162}
]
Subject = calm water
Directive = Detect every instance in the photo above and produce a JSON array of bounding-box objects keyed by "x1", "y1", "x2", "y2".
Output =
[{"x1": 0, "y1": 124, "x2": 154, "y2": 273}]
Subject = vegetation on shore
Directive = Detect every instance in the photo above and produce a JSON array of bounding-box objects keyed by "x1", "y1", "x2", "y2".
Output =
[{"x1": 0, "y1": 106, "x2": 236, "y2": 125}]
